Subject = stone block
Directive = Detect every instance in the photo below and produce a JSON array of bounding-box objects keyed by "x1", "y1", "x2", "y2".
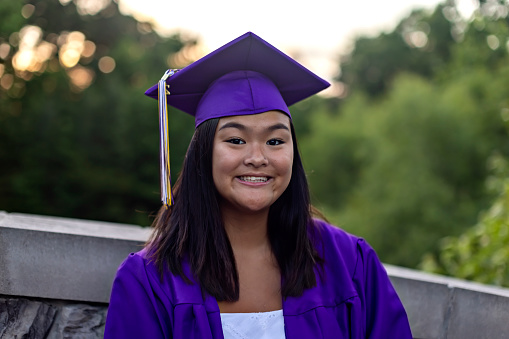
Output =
[
  {"x1": 0, "y1": 212, "x2": 151, "y2": 303},
  {"x1": 446, "y1": 288, "x2": 509, "y2": 339},
  {"x1": 0, "y1": 297, "x2": 57, "y2": 338},
  {"x1": 0, "y1": 297, "x2": 107, "y2": 339},
  {"x1": 386, "y1": 264, "x2": 509, "y2": 339},
  {"x1": 389, "y1": 275, "x2": 449, "y2": 339},
  {"x1": 46, "y1": 303, "x2": 107, "y2": 339}
]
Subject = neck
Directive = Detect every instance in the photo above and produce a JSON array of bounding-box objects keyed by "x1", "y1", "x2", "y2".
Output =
[{"x1": 220, "y1": 205, "x2": 270, "y2": 252}]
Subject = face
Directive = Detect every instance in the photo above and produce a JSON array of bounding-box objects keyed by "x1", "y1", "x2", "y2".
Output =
[{"x1": 212, "y1": 110, "x2": 294, "y2": 216}]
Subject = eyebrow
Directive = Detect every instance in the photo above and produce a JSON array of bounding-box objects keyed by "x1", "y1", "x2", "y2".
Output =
[
  {"x1": 218, "y1": 122, "x2": 246, "y2": 131},
  {"x1": 268, "y1": 123, "x2": 290, "y2": 132},
  {"x1": 218, "y1": 122, "x2": 290, "y2": 132}
]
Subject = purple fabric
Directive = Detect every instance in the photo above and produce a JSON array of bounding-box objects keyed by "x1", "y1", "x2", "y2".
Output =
[
  {"x1": 104, "y1": 221, "x2": 412, "y2": 338},
  {"x1": 194, "y1": 71, "x2": 290, "y2": 127},
  {"x1": 144, "y1": 32, "x2": 330, "y2": 127}
]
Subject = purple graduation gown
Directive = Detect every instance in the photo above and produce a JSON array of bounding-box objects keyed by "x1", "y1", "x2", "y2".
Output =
[{"x1": 104, "y1": 220, "x2": 412, "y2": 338}]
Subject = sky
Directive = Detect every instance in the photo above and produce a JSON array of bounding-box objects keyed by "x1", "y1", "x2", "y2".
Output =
[{"x1": 118, "y1": 0, "x2": 478, "y2": 92}]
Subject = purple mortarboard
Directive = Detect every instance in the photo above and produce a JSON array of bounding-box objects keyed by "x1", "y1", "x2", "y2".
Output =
[{"x1": 145, "y1": 32, "x2": 330, "y2": 207}]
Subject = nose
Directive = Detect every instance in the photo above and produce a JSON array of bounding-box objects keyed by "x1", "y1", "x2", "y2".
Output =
[{"x1": 244, "y1": 142, "x2": 268, "y2": 167}]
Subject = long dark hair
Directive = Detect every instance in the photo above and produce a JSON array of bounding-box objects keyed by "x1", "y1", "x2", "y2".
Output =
[{"x1": 147, "y1": 117, "x2": 322, "y2": 301}]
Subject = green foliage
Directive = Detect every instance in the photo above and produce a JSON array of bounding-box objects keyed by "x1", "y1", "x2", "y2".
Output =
[
  {"x1": 303, "y1": 73, "x2": 501, "y2": 267},
  {"x1": 338, "y1": 4, "x2": 456, "y2": 97},
  {"x1": 442, "y1": 18, "x2": 509, "y2": 79},
  {"x1": 0, "y1": 1, "x2": 25, "y2": 34},
  {"x1": 303, "y1": 0, "x2": 509, "y2": 268},
  {"x1": 0, "y1": 0, "x2": 194, "y2": 225},
  {"x1": 300, "y1": 95, "x2": 369, "y2": 208},
  {"x1": 421, "y1": 154, "x2": 509, "y2": 286}
]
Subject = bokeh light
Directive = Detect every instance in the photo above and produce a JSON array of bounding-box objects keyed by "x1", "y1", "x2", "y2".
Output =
[
  {"x1": 75, "y1": 0, "x2": 111, "y2": 15},
  {"x1": 9, "y1": 32, "x2": 20, "y2": 47},
  {"x1": 9, "y1": 25, "x2": 58, "y2": 75},
  {"x1": 12, "y1": 50, "x2": 36, "y2": 71},
  {"x1": 21, "y1": 4, "x2": 35, "y2": 19},
  {"x1": 67, "y1": 66, "x2": 95, "y2": 91},
  {"x1": 36, "y1": 42, "x2": 56, "y2": 63},
  {"x1": 0, "y1": 74, "x2": 14, "y2": 90},
  {"x1": 59, "y1": 31, "x2": 85, "y2": 68},
  {"x1": 60, "y1": 48, "x2": 81, "y2": 67},
  {"x1": 166, "y1": 42, "x2": 204, "y2": 68},
  {"x1": 406, "y1": 31, "x2": 429, "y2": 48},
  {"x1": 98, "y1": 56, "x2": 116, "y2": 73},
  {"x1": 11, "y1": 25, "x2": 55, "y2": 73},
  {"x1": 487, "y1": 35, "x2": 500, "y2": 50},
  {"x1": 0, "y1": 43, "x2": 10, "y2": 59},
  {"x1": 20, "y1": 25, "x2": 42, "y2": 49},
  {"x1": 82, "y1": 40, "x2": 96, "y2": 58}
]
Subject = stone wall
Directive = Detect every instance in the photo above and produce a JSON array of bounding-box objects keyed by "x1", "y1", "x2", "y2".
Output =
[
  {"x1": 0, "y1": 212, "x2": 148, "y2": 338},
  {"x1": 0, "y1": 297, "x2": 106, "y2": 338},
  {"x1": 388, "y1": 265, "x2": 509, "y2": 339},
  {"x1": 1, "y1": 211, "x2": 509, "y2": 338}
]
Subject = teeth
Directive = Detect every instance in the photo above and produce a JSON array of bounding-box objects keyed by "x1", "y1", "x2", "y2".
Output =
[{"x1": 239, "y1": 176, "x2": 268, "y2": 183}]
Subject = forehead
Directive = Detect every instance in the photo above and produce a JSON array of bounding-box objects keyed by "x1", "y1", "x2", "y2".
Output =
[{"x1": 216, "y1": 110, "x2": 291, "y2": 130}]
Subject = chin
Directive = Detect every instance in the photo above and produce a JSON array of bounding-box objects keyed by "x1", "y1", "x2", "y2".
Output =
[
  {"x1": 237, "y1": 202, "x2": 272, "y2": 214},
  {"x1": 223, "y1": 198, "x2": 274, "y2": 215}
]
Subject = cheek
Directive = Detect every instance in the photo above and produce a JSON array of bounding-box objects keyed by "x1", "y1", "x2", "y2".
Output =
[
  {"x1": 212, "y1": 145, "x2": 236, "y2": 183},
  {"x1": 275, "y1": 151, "x2": 294, "y2": 179}
]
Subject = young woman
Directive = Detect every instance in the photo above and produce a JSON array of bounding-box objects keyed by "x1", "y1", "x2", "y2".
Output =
[{"x1": 104, "y1": 32, "x2": 412, "y2": 338}]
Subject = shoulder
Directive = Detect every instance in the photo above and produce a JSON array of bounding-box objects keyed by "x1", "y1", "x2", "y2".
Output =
[
  {"x1": 113, "y1": 247, "x2": 207, "y2": 306},
  {"x1": 313, "y1": 219, "x2": 360, "y2": 246},
  {"x1": 311, "y1": 219, "x2": 380, "y2": 277},
  {"x1": 117, "y1": 248, "x2": 152, "y2": 274},
  {"x1": 312, "y1": 219, "x2": 363, "y2": 258},
  {"x1": 284, "y1": 220, "x2": 374, "y2": 312},
  {"x1": 306, "y1": 220, "x2": 412, "y2": 337},
  {"x1": 113, "y1": 249, "x2": 160, "y2": 289},
  {"x1": 119, "y1": 249, "x2": 146, "y2": 267},
  {"x1": 106, "y1": 249, "x2": 175, "y2": 338}
]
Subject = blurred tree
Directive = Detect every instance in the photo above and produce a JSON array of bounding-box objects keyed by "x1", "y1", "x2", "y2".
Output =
[
  {"x1": 338, "y1": 3, "x2": 456, "y2": 97},
  {"x1": 440, "y1": 5, "x2": 509, "y2": 79},
  {"x1": 304, "y1": 73, "x2": 500, "y2": 267},
  {"x1": 0, "y1": 2, "x2": 25, "y2": 34},
  {"x1": 300, "y1": 95, "x2": 370, "y2": 209},
  {"x1": 421, "y1": 153, "x2": 509, "y2": 287},
  {"x1": 417, "y1": 0, "x2": 509, "y2": 274},
  {"x1": 297, "y1": 0, "x2": 509, "y2": 269},
  {"x1": 0, "y1": 0, "x2": 195, "y2": 225}
]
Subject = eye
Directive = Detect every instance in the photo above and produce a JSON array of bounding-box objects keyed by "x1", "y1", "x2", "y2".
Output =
[
  {"x1": 226, "y1": 138, "x2": 245, "y2": 145},
  {"x1": 267, "y1": 138, "x2": 285, "y2": 146}
]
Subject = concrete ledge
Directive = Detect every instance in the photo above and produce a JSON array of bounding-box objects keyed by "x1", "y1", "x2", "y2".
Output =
[
  {"x1": 387, "y1": 265, "x2": 509, "y2": 339},
  {"x1": 0, "y1": 211, "x2": 150, "y2": 303},
  {"x1": 2, "y1": 211, "x2": 509, "y2": 338}
]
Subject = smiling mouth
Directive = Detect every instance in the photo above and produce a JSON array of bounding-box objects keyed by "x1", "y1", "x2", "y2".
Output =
[{"x1": 238, "y1": 176, "x2": 269, "y2": 183}]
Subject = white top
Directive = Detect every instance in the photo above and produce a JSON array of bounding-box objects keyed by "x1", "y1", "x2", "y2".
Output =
[{"x1": 220, "y1": 309, "x2": 286, "y2": 339}]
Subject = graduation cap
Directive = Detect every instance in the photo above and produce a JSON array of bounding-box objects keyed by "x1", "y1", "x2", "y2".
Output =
[{"x1": 146, "y1": 32, "x2": 330, "y2": 207}]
